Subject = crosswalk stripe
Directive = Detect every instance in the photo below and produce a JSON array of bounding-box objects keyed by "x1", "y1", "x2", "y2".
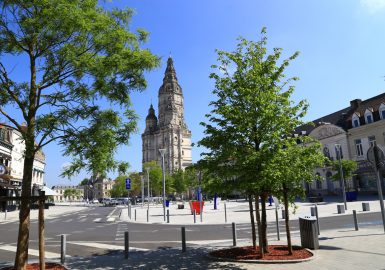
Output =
[
  {"x1": 106, "y1": 217, "x2": 115, "y2": 222},
  {"x1": 93, "y1": 218, "x2": 102, "y2": 222},
  {"x1": 68, "y1": 241, "x2": 149, "y2": 251},
  {"x1": 0, "y1": 245, "x2": 62, "y2": 259}
]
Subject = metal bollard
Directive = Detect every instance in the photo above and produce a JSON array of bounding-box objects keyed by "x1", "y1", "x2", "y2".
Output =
[
  {"x1": 315, "y1": 204, "x2": 320, "y2": 235},
  {"x1": 193, "y1": 210, "x2": 196, "y2": 223},
  {"x1": 353, "y1": 210, "x2": 359, "y2": 231},
  {"x1": 232, "y1": 222, "x2": 237, "y2": 246},
  {"x1": 167, "y1": 209, "x2": 170, "y2": 223},
  {"x1": 135, "y1": 209, "x2": 137, "y2": 221},
  {"x1": 147, "y1": 209, "x2": 149, "y2": 222},
  {"x1": 124, "y1": 231, "x2": 129, "y2": 259},
  {"x1": 224, "y1": 202, "x2": 227, "y2": 223},
  {"x1": 275, "y1": 208, "x2": 280, "y2": 240},
  {"x1": 181, "y1": 227, "x2": 186, "y2": 252},
  {"x1": 61, "y1": 234, "x2": 66, "y2": 264}
]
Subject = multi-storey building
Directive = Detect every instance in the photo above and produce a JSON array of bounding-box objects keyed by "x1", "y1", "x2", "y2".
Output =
[
  {"x1": 51, "y1": 185, "x2": 84, "y2": 202},
  {"x1": 299, "y1": 93, "x2": 385, "y2": 195},
  {"x1": 142, "y1": 57, "x2": 192, "y2": 173}
]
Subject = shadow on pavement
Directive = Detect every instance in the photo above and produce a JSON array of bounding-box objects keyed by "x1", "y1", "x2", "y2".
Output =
[{"x1": 64, "y1": 248, "x2": 248, "y2": 270}]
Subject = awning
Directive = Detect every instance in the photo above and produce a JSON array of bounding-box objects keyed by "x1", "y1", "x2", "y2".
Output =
[{"x1": 41, "y1": 186, "x2": 59, "y2": 196}]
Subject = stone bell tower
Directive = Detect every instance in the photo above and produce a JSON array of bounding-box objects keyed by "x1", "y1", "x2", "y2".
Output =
[{"x1": 142, "y1": 57, "x2": 192, "y2": 173}]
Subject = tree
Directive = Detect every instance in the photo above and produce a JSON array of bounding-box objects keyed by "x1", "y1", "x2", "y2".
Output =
[
  {"x1": 79, "y1": 178, "x2": 89, "y2": 186},
  {"x1": 110, "y1": 175, "x2": 128, "y2": 198},
  {"x1": 265, "y1": 137, "x2": 325, "y2": 254},
  {"x1": 198, "y1": 28, "x2": 308, "y2": 256},
  {"x1": 171, "y1": 169, "x2": 186, "y2": 195},
  {"x1": 0, "y1": 1, "x2": 158, "y2": 268},
  {"x1": 63, "y1": 188, "x2": 81, "y2": 201},
  {"x1": 329, "y1": 159, "x2": 358, "y2": 191},
  {"x1": 143, "y1": 161, "x2": 162, "y2": 196}
]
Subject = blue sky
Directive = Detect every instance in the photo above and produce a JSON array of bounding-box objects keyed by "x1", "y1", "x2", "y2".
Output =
[{"x1": 13, "y1": 0, "x2": 385, "y2": 186}]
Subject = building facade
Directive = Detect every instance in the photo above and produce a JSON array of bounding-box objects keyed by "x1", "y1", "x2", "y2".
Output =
[
  {"x1": 299, "y1": 93, "x2": 385, "y2": 196},
  {"x1": 142, "y1": 57, "x2": 192, "y2": 172}
]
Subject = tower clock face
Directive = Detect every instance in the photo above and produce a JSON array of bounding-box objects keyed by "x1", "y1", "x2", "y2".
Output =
[{"x1": 0, "y1": 164, "x2": 6, "y2": 174}]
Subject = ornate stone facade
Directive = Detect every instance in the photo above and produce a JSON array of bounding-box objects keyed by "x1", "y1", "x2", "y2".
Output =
[{"x1": 142, "y1": 57, "x2": 192, "y2": 172}]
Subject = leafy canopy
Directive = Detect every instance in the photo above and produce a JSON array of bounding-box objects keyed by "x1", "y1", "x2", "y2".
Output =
[{"x1": 199, "y1": 28, "x2": 308, "y2": 194}]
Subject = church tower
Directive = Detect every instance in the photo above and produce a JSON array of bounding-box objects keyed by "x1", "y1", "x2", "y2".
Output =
[{"x1": 142, "y1": 57, "x2": 192, "y2": 173}]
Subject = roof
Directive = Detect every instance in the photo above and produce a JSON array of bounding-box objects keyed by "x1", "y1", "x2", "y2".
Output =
[{"x1": 296, "y1": 92, "x2": 385, "y2": 134}]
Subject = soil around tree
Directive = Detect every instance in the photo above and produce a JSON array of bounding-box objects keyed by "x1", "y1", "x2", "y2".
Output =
[
  {"x1": 1, "y1": 263, "x2": 67, "y2": 270},
  {"x1": 209, "y1": 245, "x2": 313, "y2": 262}
]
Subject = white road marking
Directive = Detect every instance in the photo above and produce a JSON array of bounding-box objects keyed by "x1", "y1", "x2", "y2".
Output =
[
  {"x1": 107, "y1": 217, "x2": 115, "y2": 222},
  {"x1": 68, "y1": 241, "x2": 149, "y2": 251},
  {"x1": 93, "y1": 218, "x2": 102, "y2": 222},
  {"x1": 64, "y1": 218, "x2": 73, "y2": 223},
  {"x1": 0, "y1": 245, "x2": 63, "y2": 259}
]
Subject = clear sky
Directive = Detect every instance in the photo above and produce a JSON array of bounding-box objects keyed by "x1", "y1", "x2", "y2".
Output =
[{"x1": 24, "y1": 0, "x2": 385, "y2": 186}]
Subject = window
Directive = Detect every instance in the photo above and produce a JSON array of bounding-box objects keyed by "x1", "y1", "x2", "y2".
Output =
[
  {"x1": 380, "y1": 103, "x2": 385, "y2": 120},
  {"x1": 352, "y1": 114, "x2": 360, "y2": 127},
  {"x1": 323, "y1": 147, "x2": 331, "y2": 159},
  {"x1": 365, "y1": 109, "x2": 373, "y2": 124},
  {"x1": 368, "y1": 136, "x2": 376, "y2": 147},
  {"x1": 316, "y1": 180, "x2": 322, "y2": 189},
  {"x1": 355, "y1": 139, "x2": 364, "y2": 157}
]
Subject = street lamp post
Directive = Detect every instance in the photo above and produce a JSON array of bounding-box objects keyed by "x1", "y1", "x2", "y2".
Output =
[
  {"x1": 146, "y1": 167, "x2": 150, "y2": 213},
  {"x1": 141, "y1": 175, "x2": 144, "y2": 207},
  {"x1": 335, "y1": 144, "x2": 347, "y2": 210},
  {"x1": 159, "y1": 149, "x2": 166, "y2": 222}
]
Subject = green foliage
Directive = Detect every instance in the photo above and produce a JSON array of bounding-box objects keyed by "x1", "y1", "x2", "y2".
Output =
[
  {"x1": 171, "y1": 169, "x2": 186, "y2": 194},
  {"x1": 329, "y1": 159, "x2": 358, "y2": 181},
  {"x1": 63, "y1": 188, "x2": 81, "y2": 199},
  {"x1": 110, "y1": 175, "x2": 128, "y2": 198},
  {"x1": 0, "y1": 1, "x2": 159, "y2": 266},
  {"x1": 143, "y1": 161, "x2": 162, "y2": 196},
  {"x1": 265, "y1": 137, "x2": 326, "y2": 201},
  {"x1": 199, "y1": 28, "x2": 307, "y2": 195},
  {"x1": 79, "y1": 178, "x2": 89, "y2": 186}
]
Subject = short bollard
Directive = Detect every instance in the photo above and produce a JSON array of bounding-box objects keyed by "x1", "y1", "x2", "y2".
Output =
[
  {"x1": 224, "y1": 202, "x2": 227, "y2": 223},
  {"x1": 314, "y1": 204, "x2": 320, "y2": 235},
  {"x1": 124, "y1": 231, "x2": 129, "y2": 259},
  {"x1": 167, "y1": 209, "x2": 170, "y2": 223},
  {"x1": 135, "y1": 209, "x2": 137, "y2": 221},
  {"x1": 232, "y1": 222, "x2": 237, "y2": 246},
  {"x1": 193, "y1": 210, "x2": 196, "y2": 223},
  {"x1": 337, "y1": 204, "x2": 345, "y2": 214},
  {"x1": 362, "y1": 202, "x2": 370, "y2": 212},
  {"x1": 281, "y1": 209, "x2": 286, "y2": 219},
  {"x1": 147, "y1": 209, "x2": 149, "y2": 222},
  {"x1": 353, "y1": 210, "x2": 359, "y2": 231},
  {"x1": 310, "y1": 207, "x2": 316, "y2": 217},
  {"x1": 60, "y1": 234, "x2": 66, "y2": 264},
  {"x1": 275, "y1": 208, "x2": 280, "y2": 240},
  {"x1": 181, "y1": 227, "x2": 186, "y2": 252}
]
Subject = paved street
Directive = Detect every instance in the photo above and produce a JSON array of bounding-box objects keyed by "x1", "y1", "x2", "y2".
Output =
[{"x1": 1, "y1": 197, "x2": 385, "y2": 269}]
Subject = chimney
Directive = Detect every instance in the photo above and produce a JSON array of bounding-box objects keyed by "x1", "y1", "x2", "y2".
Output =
[{"x1": 350, "y1": 99, "x2": 362, "y2": 109}]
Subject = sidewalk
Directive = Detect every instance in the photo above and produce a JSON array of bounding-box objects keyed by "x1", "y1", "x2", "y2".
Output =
[
  {"x1": 2, "y1": 197, "x2": 385, "y2": 269},
  {"x1": 119, "y1": 196, "x2": 385, "y2": 225}
]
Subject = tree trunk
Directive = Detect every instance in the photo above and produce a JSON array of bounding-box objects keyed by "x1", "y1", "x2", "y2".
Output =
[
  {"x1": 248, "y1": 194, "x2": 257, "y2": 248},
  {"x1": 14, "y1": 153, "x2": 35, "y2": 270},
  {"x1": 283, "y1": 186, "x2": 293, "y2": 255},
  {"x1": 255, "y1": 194, "x2": 264, "y2": 258},
  {"x1": 260, "y1": 192, "x2": 269, "y2": 253}
]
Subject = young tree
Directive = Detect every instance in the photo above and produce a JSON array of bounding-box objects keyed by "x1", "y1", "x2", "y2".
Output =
[
  {"x1": 0, "y1": 1, "x2": 158, "y2": 268},
  {"x1": 265, "y1": 137, "x2": 325, "y2": 254},
  {"x1": 63, "y1": 188, "x2": 81, "y2": 201},
  {"x1": 143, "y1": 161, "x2": 162, "y2": 196},
  {"x1": 329, "y1": 159, "x2": 358, "y2": 191},
  {"x1": 199, "y1": 28, "x2": 308, "y2": 256}
]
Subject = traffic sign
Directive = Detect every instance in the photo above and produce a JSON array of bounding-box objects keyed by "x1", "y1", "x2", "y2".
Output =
[
  {"x1": 367, "y1": 146, "x2": 385, "y2": 170},
  {"x1": 125, "y1": 178, "x2": 131, "y2": 190}
]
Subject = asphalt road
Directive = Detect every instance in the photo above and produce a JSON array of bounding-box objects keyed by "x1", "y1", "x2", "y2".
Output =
[{"x1": 0, "y1": 206, "x2": 384, "y2": 263}]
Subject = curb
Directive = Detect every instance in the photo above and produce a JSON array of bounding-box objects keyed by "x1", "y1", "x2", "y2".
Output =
[{"x1": 206, "y1": 247, "x2": 315, "y2": 264}]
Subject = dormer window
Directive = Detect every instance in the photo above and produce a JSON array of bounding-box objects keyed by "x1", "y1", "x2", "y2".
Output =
[
  {"x1": 379, "y1": 103, "x2": 385, "y2": 120},
  {"x1": 365, "y1": 109, "x2": 373, "y2": 124},
  {"x1": 352, "y1": 113, "x2": 360, "y2": 128}
]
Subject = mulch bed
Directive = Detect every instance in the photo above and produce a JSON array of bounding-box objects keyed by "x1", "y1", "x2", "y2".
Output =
[
  {"x1": 1, "y1": 263, "x2": 67, "y2": 270},
  {"x1": 210, "y1": 245, "x2": 313, "y2": 261}
]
